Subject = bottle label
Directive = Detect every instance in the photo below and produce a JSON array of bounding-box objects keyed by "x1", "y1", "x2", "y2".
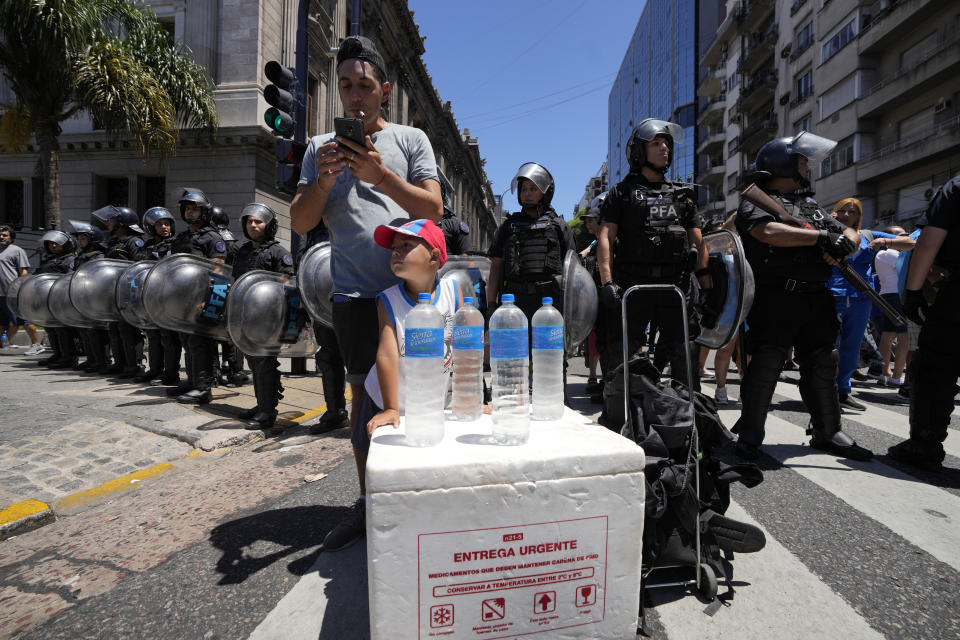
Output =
[
  {"x1": 453, "y1": 325, "x2": 483, "y2": 350},
  {"x1": 490, "y1": 328, "x2": 527, "y2": 359},
  {"x1": 532, "y1": 325, "x2": 564, "y2": 350},
  {"x1": 405, "y1": 327, "x2": 444, "y2": 358}
]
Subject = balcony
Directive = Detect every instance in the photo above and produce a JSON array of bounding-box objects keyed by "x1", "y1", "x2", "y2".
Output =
[
  {"x1": 858, "y1": 34, "x2": 960, "y2": 118},
  {"x1": 699, "y1": 162, "x2": 726, "y2": 186},
  {"x1": 857, "y1": 114, "x2": 960, "y2": 182},
  {"x1": 790, "y1": 0, "x2": 808, "y2": 16},
  {"x1": 739, "y1": 115, "x2": 778, "y2": 155},
  {"x1": 700, "y1": 12, "x2": 738, "y2": 67},
  {"x1": 858, "y1": 0, "x2": 940, "y2": 56},
  {"x1": 698, "y1": 65, "x2": 725, "y2": 98},
  {"x1": 697, "y1": 128, "x2": 726, "y2": 156},
  {"x1": 738, "y1": 72, "x2": 778, "y2": 112},
  {"x1": 736, "y1": 0, "x2": 774, "y2": 34},
  {"x1": 740, "y1": 26, "x2": 778, "y2": 75},
  {"x1": 705, "y1": 199, "x2": 728, "y2": 217},
  {"x1": 790, "y1": 89, "x2": 813, "y2": 109},
  {"x1": 697, "y1": 95, "x2": 726, "y2": 127},
  {"x1": 790, "y1": 38, "x2": 813, "y2": 61}
]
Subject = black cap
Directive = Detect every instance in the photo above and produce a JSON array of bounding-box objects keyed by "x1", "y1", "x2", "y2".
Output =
[{"x1": 336, "y1": 36, "x2": 386, "y2": 79}]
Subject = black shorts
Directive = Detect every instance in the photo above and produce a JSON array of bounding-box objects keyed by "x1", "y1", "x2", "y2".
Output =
[
  {"x1": 332, "y1": 295, "x2": 379, "y2": 385},
  {"x1": 0, "y1": 297, "x2": 21, "y2": 327},
  {"x1": 879, "y1": 292, "x2": 907, "y2": 333},
  {"x1": 351, "y1": 387, "x2": 381, "y2": 453}
]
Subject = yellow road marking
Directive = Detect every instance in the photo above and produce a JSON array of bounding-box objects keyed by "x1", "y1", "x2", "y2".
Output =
[
  {"x1": 289, "y1": 386, "x2": 353, "y2": 424},
  {"x1": 54, "y1": 463, "x2": 174, "y2": 513},
  {"x1": 188, "y1": 447, "x2": 232, "y2": 458},
  {"x1": 0, "y1": 499, "x2": 50, "y2": 527}
]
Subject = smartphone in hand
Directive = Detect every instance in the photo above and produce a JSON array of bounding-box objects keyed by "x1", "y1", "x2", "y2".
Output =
[{"x1": 334, "y1": 117, "x2": 365, "y2": 147}]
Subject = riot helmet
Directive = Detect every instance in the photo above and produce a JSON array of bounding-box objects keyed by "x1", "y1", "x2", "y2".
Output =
[
  {"x1": 240, "y1": 203, "x2": 278, "y2": 241},
  {"x1": 211, "y1": 207, "x2": 229, "y2": 229},
  {"x1": 587, "y1": 192, "x2": 607, "y2": 218},
  {"x1": 90, "y1": 205, "x2": 120, "y2": 230},
  {"x1": 116, "y1": 206, "x2": 144, "y2": 234},
  {"x1": 142, "y1": 207, "x2": 176, "y2": 239},
  {"x1": 510, "y1": 162, "x2": 555, "y2": 208},
  {"x1": 69, "y1": 219, "x2": 106, "y2": 247},
  {"x1": 749, "y1": 131, "x2": 836, "y2": 189},
  {"x1": 626, "y1": 118, "x2": 684, "y2": 174},
  {"x1": 178, "y1": 187, "x2": 213, "y2": 225},
  {"x1": 437, "y1": 168, "x2": 454, "y2": 213},
  {"x1": 41, "y1": 230, "x2": 75, "y2": 254}
]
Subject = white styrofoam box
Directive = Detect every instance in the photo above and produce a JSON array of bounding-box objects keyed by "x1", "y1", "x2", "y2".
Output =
[{"x1": 366, "y1": 408, "x2": 645, "y2": 640}]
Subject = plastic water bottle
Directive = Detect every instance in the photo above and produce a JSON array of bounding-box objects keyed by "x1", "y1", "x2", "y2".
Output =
[
  {"x1": 532, "y1": 297, "x2": 565, "y2": 420},
  {"x1": 489, "y1": 294, "x2": 529, "y2": 444},
  {"x1": 404, "y1": 292, "x2": 445, "y2": 446},
  {"x1": 452, "y1": 297, "x2": 484, "y2": 421}
]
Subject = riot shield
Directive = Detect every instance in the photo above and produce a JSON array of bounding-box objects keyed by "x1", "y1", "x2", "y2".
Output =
[
  {"x1": 227, "y1": 270, "x2": 319, "y2": 358},
  {"x1": 48, "y1": 273, "x2": 99, "y2": 328},
  {"x1": 142, "y1": 254, "x2": 233, "y2": 339},
  {"x1": 4, "y1": 274, "x2": 28, "y2": 319},
  {"x1": 17, "y1": 274, "x2": 63, "y2": 327},
  {"x1": 69, "y1": 258, "x2": 132, "y2": 322},
  {"x1": 298, "y1": 242, "x2": 333, "y2": 329},
  {"x1": 694, "y1": 229, "x2": 754, "y2": 349},
  {"x1": 438, "y1": 254, "x2": 492, "y2": 304},
  {"x1": 561, "y1": 250, "x2": 598, "y2": 351},
  {"x1": 116, "y1": 261, "x2": 158, "y2": 330}
]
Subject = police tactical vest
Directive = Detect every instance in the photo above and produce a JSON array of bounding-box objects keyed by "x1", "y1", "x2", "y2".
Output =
[
  {"x1": 615, "y1": 185, "x2": 691, "y2": 267},
  {"x1": 233, "y1": 240, "x2": 286, "y2": 277},
  {"x1": 503, "y1": 210, "x2": 565, "y2": 280},
  {"x1": 171, "y1": 226, "x2": 220, "y2": 258},
  {"x1": 746, "y1": 195, "x2": 834, "y2": 282},
  {"x1": 37, "y1": 253, "x2": 76, "y2": 274}
]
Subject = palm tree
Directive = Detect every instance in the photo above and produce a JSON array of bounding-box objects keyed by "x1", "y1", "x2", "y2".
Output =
[{"x1": 0, "y1": 0, "x2": 218, "y2": 230}]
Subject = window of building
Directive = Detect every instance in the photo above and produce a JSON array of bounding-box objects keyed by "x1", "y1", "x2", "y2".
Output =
[
  {"x1": 137, "y1": 176, "x2": 166, "y2": 213},
  {"x1": 897, "y1": 181, "x2": 933, "y2": 220},
  {"x1": 158, "y1": 18, "x2": 175, "y2": 46},
  {"x1": 728, "y1": 137, "x2": 739, "y2": 158},
  {"x1": 95, "y1": 176, "x2": 128, "y2": 209},
  {"x1": 31, "y1": 178, "x2": 43, "y2": 228},
  {"x1": 900, "y1": 32, "x2": 938, "y2": 70},
  {"x1": 795, "y1": 69, "x2": 813, "y2": 102},
  {"x1": 793, "y1": 113, "x2": 812, "y2": 133},
  {"x1": 796, "y1": 20, "x2": 814, "y2": 53},
  {"x1": 727, "y1": 73, "x2": 740, "y2": 90},
  {"x1": 727, "y1": 172, "x2": 740, "y2": 193},
  {"x1": 898, "y1": 107, "x2": 935, "y2": 143},
  {"x1": 820, "y1": 136, "x2": 855, "y2": 177},
  {"x1": 820, "y1": 73, "x2": 856, "y2": 120},
  {"x1": 0, "y1": 180, "x2": 24, "y2": 227},
  {"x1": 822, "y1": 19, "x2": 856, "y2": 63}
]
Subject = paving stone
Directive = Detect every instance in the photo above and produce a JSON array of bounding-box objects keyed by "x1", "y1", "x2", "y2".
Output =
[
  {"x1": 31, "y1": 453, "x2": 57, "y2": 463},
  {"x1": 0, "y1": 475, "x2": 30, "y2": 487},
  {"x1": 71, "y1": 465, "x2": 94, "y2": 477},
  {"x1": 79, "y1": 452, "x2": 99, "y2": 460},
  {"x1": 34, "y1": 468, "x2": 62, "y2": 480},
  {"x1": 55, "y1": 479, "x2": 85, "y2": 492}
]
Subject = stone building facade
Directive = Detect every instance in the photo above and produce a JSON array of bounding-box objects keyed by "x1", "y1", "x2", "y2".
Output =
[
  {"x1": 697, "y1": 0, "x2": 960, "y2": 227},
  {"x1": 0, "y1": 0, "x2": 497, "y2": 259}
]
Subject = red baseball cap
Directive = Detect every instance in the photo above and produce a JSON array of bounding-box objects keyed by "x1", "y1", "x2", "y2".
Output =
[{"x1": 374, "y1": 218, "x2": 447, "y2": 266}]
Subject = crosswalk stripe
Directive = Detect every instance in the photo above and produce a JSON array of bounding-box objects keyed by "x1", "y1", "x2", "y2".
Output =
[
  {"x1": 707, "y1": 404, "x2": 960, "y2": 573},
  {"x1": 649, "y1": 501, "x2": 885, "y2": 640}
]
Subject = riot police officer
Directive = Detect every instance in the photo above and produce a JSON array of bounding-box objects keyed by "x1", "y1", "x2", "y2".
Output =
[
  {"x1": 35, "y1": 230, "x2": 77, "y2": 367},
  {"x1": 169, "y1": 188, "x2": 229, "y2": 404},
  {"x1": 93, "y1": 206, "x2": 146, "y2": 377},
  {"x1": 211, "y1": 207, "x2": 237, "y2": 251},
  {"x1": 210, "y1": 206, "x2": 246, "y2": 386},
  {"x1": 136, "y1": 207, "x2": 182, "y2": 385},
  {"x1": 732, "y1": 132, "x2": 872, "y2": 461},
  {"x1": 487, "y1": 162, "x2": 575, "y2": 322},
  {"x1": 437, "y1": 169, "x2": 472, "y2": 255},
  {"x1": 231, "y1": 203, "x2": 295, "y2": 431},
  {"x1": 69, "y1": 221, "x2": 110, "y2": 372},
  {"x1": 888, "y1": 175, "x2": 960, "y2": 472},
  {"x1": 596, "y1": 118, "x2": 709, "y2": 388}
]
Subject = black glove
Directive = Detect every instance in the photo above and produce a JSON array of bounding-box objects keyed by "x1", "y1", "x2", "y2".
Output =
[
  {"x1": 816, "y1": 229, "x2": 857, "y2": 260},
  {"x1": 902, "y1": 289, "x2": 928, "y2": 325},
  {"x1": 600, "y1": 281, "x2": 623, "y2": 310}
]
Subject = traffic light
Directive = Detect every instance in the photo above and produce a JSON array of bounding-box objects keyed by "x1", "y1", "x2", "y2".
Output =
[
  {"x1": 264, "y1": 61, "x2": 297, "y2": 137},
  {"x1": 276, "y1": 138, "x2": 307, "y2": 195}
]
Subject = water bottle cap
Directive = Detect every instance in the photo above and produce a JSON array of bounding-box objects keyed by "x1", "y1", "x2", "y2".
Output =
[
  {"x1": 542, "y1": 297, "x2": 553, "y2": 304},
  {"x1": 418, "y1": 292, "x2": 431, "y2": 302},
  {"x1": 501, "y1": 294, "x2": 515, "y2": 303},
  {"x1": 463, "y1": 296, "x2": 474, "y2": 304}
]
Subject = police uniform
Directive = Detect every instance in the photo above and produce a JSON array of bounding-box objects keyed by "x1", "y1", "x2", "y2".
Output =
[
  {"x1": 889, "y1": 175, "x2": 960, "y2": 470},
  {"x1": 136, "y1": 232, "x2": 181, "y2": 384},
  {"x1": 35, "y1": 242, "x2": 77, "y2": 367},
  {"x1": 489, "y1": 207, "x2": 575, "y2": 321},
  {"x1": 600, "y1": 173, "x2": 703, "y2": 383},
  {"x1": 104, "y1": 233, "x2": 146, "y2": 376},
  {"x1": 170, "y1": 221, "x2": 229, "y2": 402},
  {"x1": 440, "y1": 209, "x2": 472, "y2": 256},
  {"x1": 72, "y1": 242, "x2": 111, "y2": 372}
]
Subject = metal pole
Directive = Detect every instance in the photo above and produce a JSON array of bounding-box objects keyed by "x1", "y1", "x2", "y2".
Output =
[{"x1": 351, "y1": 0, "x2": 362, "y2": 35}]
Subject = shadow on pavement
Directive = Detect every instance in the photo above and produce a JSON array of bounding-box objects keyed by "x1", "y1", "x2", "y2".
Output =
[{"x1": 210, "y1": 504, "x2": 352, "y2": 586}]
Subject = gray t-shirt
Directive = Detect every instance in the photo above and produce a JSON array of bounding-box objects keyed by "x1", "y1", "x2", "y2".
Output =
[
  {"x1": 299, "y1": 123, "x2": 438, "y2": 297},
  {"x1": 0, "y1": 244, "x2": 29, "y2": 292}
]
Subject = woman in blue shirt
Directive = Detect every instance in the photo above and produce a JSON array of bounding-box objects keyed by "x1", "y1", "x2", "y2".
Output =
[{"x1": 829, "y1": 198, "x2": 915, "y2": 410}]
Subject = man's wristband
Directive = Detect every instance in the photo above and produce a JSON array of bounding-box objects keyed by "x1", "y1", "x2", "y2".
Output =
[{"x1": 374, "y1": 169, "x2": 388, "y2": 187}]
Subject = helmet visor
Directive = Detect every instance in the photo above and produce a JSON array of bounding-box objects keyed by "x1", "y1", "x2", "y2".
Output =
[
  {"x1": 634, "y1": 119, "x2": 685, "y2": 146},
  {"x1": 510, "y1": 162, "x2": 553, "y2": 196},
  {"x1": 241, "y1": 203, "x2": 276, "y2": 225},
  {"x1": 90, "y1": 206, "x2": 119, "y2": 230},
  {"x1": 792, "y1": 131, "x2": 836, "y2": 166}
]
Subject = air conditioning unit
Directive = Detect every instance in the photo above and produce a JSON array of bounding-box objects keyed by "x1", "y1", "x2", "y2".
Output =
[
  {"x1": 934, "y1": 98, "x2": 950, "y2": 114},
  {"x1": 781, "y1": 44, "x2": 793, "y2": 58},
  {"x1": 779, "y1": 93, "x2": 791, "y2": 105}
]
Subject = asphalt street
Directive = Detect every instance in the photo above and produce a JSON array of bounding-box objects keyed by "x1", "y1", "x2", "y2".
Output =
[{"x1": 1, "y1": 346, "x2": 958, "y2": 639}]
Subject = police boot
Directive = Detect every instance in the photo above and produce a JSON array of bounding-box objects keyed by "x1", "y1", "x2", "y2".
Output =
[
  {"x1": 245, "y1": 357, "x2": 280, "y2": 430},
  {"x1": 103, "y1": 325, "x2": 125, "y2": 374},
  {"x1": 732, "y1": 345, "x2": 787, "y2": 458},
  {"x1": 887, "y1": 436, "x2": 945, "y2": 473},
  {"x1": 799, "y1": 346, "x2": 873, "y2": 461},
  {"x1": 160, "y1": 330, "x2": 182, "y2": 384},
  {"x1": 50, "y1": 330, "x2": 78, "y2": 369},
  {"x1": 311, "y1": 359, "x2": 349, "y2": 434},
  {"x1": 178, "y1": 373, "x2": 212, "y2": 404}
]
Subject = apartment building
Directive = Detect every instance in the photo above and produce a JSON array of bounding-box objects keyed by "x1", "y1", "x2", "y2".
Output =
[
  {"x1": 697, "y1": 0, "x2": 960, "y2": 227},
  {"x1": 0, "y1": 0, "x2": 498, "y2": 256}
]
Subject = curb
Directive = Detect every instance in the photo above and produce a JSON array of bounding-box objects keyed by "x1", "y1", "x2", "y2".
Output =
[{"x1": 0, "y1": 499, "x2": 55, "y2": 540}]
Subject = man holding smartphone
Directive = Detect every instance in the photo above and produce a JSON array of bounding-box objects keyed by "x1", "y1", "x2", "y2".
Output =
[{"x1": 290, "y1": 35, "x2": 442, "y2": 551}]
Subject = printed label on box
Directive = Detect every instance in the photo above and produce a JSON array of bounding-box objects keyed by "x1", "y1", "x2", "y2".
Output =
[{"x1": 417, "y1": 517, "x2": 608, "y2": 639}]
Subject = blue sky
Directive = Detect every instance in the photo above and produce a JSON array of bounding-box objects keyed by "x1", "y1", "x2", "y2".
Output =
[{"x1": 407, "y1": 0, "x2": 645, "y2": 219}]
